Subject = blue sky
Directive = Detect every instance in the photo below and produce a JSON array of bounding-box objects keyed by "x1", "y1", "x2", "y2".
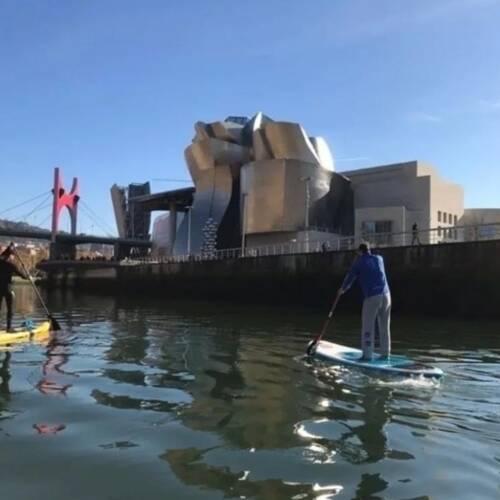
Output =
[{"x1": 1, "y1": 0, "x2": 499, "y2": 234}]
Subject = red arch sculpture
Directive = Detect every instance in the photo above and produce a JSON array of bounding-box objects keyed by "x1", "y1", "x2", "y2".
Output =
[{"x1": 51, "y1": 167, "x2": 79, "y2": 241}]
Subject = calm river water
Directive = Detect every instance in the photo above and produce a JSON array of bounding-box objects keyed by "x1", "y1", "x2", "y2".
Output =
[{"x1": 1, "y1": 285, "x2": 499, "y2": 500}]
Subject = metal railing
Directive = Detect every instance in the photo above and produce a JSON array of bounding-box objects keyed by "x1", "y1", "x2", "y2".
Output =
[
  {"x1": 124, "y1": 222, "x2": 500, "y2": 266},
  {"x1": 358, "y1": 222, "x2": 500, "y2": 248}
]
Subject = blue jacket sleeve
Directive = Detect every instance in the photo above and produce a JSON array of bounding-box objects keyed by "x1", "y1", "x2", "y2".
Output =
[{"x1": 341, "y1": 259, "x2": 359, "y2": 292}]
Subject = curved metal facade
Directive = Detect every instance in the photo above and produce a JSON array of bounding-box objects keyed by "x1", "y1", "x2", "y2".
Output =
[
  {"x1": 241, "y1": 159, "x2": 350, "y2": 235},
  {"x1": 174, "y1": 125, "x2": 250, "y2": 255},
  {"x1": 171, "y1": 113, "x2": 353, "y2": 255}
]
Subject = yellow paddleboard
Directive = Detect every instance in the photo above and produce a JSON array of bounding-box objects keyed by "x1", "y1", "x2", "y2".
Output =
[{"x1": 0, "y1": 321, "x2": 52, "y2": 346}]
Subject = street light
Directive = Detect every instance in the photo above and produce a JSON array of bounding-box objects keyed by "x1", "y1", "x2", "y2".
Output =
[
  {"x1": 300, "y1": 176, "x2": 311, "y2": 253},
  {"x1": 241, "y1": 192, "x2": 248, "y2": 257},
  {"x1": 186, "y1": 206, "x2": 192, "y2": 255}
]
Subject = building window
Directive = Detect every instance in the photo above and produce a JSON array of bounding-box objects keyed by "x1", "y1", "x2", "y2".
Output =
[
  {"x1": 361, "y1": 221, "x2": 376, "y2": 235},
  {"x1": 448, "y1": 213, "x2": 452, "y2": 224},
  {"x1": 438, "y1": 226, "x2": 442, "y2": 237},
  {"x1": 438, "y1": 211, "x2": 442, "y2": 223},
  {"x1": 361, "y1": 220, "x2": 393, "y2": 245},
  {"x1": 479, "y1": 226, "x2": 496, "y2": 239},
  {"x1": 454, "y1": 215, "x2": 457, "y2": 225},
  {"x1": 375, "y1": 221, "x2": 392, "y2": 234}
]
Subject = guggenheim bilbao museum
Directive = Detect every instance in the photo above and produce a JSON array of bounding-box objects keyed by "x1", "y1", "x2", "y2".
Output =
[{"x1": 112, "y1": 112, "x2": 473, "y2": 256}]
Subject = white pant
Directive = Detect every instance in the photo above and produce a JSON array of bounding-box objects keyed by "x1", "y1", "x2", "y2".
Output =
[{"x1": 361, "y1": 293, "x2": 391, "y2": 359}]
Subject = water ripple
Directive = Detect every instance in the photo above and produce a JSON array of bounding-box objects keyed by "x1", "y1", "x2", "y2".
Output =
[{"x1": 1, "y1": 290, "x2": 499, "y2": 500}]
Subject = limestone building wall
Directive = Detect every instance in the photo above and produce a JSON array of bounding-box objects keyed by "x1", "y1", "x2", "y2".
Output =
[{"x1": 341, "y1": 161, "x2": 464, "y2": 244}]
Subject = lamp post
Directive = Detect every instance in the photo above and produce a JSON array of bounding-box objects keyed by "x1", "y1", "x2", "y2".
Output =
[
  {"x1": 186, "y1": 206, "x2": 192, "y2": 255},
  {"x1": 300, "y1": 176, "x2": 311, "y2": 253},
  {"x1": 130, "y1": 199, "x2": 135, "y2": 238},
  {"x1": 241, "y1": 192, "x2": 248, "y2": 257}
]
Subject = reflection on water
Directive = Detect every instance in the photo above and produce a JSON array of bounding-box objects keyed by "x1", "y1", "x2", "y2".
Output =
[
  {"x1": 37, "y1": 332, "x2": 75, "y2": 396},
  {"x1": 0, "y1": 286, "x2": 499, "y2": 499},
  {"x1": 0, "y1": 352, "x2": 11, "y2": 396}
]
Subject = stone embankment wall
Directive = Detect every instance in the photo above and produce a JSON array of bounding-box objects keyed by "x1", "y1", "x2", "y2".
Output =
[{"x1": 42, "y1": 240, "x2": 500, "y2": 316}]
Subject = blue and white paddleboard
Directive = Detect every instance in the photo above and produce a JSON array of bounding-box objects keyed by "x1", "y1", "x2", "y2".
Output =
[{"x1": 311, "y1": 340, "x2": 444, "y2": 379}]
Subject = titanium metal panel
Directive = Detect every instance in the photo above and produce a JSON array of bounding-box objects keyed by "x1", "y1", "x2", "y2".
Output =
[
  {"x1": 167, "y1": 112, "x2": 352, "y2": 255},
  {"x1": 209, "y1": 121, "x2": 244, "y2": 144},
  {"x1": 174, "y1": 130, "x2": 250, "y2": 254},
  {"x1": 185, "y1": 138, "x2": 250, "y2": 175},
  {"x1": 241, "y1": 160, "x2": 286, "y2": 234},
  {"x1": 241, "y1": 112, "x2": 273, "y2": 146},
  {"x1": 194, "y1": 121, "x2": 211, "y2": 141},
  {"x1": 173, "y1": 164, "x2": 234, "y2": 254},
  {"x1": 309, "y1": 137, "x2": 335, "y2": 171},
  {"x1": 263, "y1": 122, "x2": 321, "y2": 164},
  {"x1": 152, "y1": 212, "x2": 185, "y2": 256},
  {"x1": 252, "y1": 129, "x2": 273, "y2": 160},
  {"x1": 241, "y1": 159, "x2": 333, "y2": 234},
  {"x1": 110, "y1": 184, "x2": 127, "y2": 238}
]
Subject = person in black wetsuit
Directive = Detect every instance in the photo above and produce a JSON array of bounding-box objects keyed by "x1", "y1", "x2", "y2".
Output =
[{"x1": 0, "y1": 243, "x2": 29, "y2": 332}]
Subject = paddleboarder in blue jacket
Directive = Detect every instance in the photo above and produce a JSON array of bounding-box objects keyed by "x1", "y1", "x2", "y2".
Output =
[{"x1": 338, "y1": 242, "x2": 391, "y2": 361}]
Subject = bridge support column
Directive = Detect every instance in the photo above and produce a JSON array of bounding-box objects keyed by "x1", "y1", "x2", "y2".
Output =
[
  {"x1": 50, "y1": 241, "x2": 77, "y2": 260},
  {"x1": 114, "y1": 242, "x2": 133, "y2": 261},
  {"x1": 51, "y1": 167, "x2": 80, "y2": 239}
]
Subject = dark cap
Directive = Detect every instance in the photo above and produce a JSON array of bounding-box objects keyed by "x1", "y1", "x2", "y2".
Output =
[{"x1": 358, "y1": 242, "x2": 370, "y2": 253}]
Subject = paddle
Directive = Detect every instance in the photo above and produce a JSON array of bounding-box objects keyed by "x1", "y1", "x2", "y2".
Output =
[
  {"x1": 9, "y1": 244, "x2": 61, "y2": 331},
  {"x1": 306, "y1": 290, "x2": 342, "y2": 355}
]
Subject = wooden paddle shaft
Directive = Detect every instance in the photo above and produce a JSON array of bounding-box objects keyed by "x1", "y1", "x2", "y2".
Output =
[
  {"x1": 316, "y1": 293, "x2": 342, "y2": 342},
  {"x1": 11, "y1": 246, "x2": 51, "y2": 318}
]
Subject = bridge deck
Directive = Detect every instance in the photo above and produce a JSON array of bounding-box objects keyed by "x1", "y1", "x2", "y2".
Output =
[{"x1": 0, "y1": 228, "x2": 151, "y2": 247}]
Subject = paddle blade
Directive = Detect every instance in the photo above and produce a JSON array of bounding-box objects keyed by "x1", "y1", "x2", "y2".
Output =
[{"x1": 49, "y1": 315, "x2": 62, "y2": 331}]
